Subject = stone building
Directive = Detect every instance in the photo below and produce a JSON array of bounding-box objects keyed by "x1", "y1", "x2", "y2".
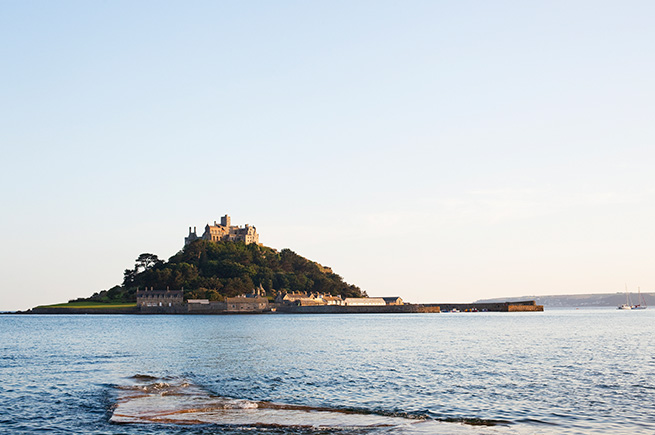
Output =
[
  {"x1": 275, "y1": 292, "x2": 344, "y2": 306},
  {"x1": 275, "y1": 292, "x2": 309, "y2": 304},
  {"x1": 226, "y1": 296, "x2": 269, "y2": 312},
  {"x1": 343, "y1": 297, "x2": 386, "y2": 306},
  {"x1": 187, "y1": 299, "x2": 227, "y2": 313},
  {"x1": 225, "y1": 285, "x2": 269, "y2": 312},
  {"x1": 322, "y1": 295, "x2": 344, "y2": 305},
  {"x1": 136, "y1": 288, "x2": 184, "y2": 307},
  {"x1": 378, "y1": 297, "x2": 404, "y2": 305},
  {"x1": 185, "y1": 214, "x2": 260, "y2": 246}
]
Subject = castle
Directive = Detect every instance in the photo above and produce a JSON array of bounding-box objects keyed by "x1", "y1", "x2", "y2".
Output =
[{"x1": 185, "y1": 215, "x2": 260, "y2": 246}]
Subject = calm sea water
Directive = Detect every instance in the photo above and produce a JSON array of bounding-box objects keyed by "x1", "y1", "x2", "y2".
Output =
[{"x1": 1, "y1": 309, "x2": 654, "y2": 434}]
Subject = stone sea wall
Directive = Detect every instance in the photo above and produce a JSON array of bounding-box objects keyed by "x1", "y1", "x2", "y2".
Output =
[
  {"x1": 429, "y1": 300, "x2": 544, "y2": 312},
  {"x1": 25, "y1": 300, "x2": 543, "y2": 314},
  {"x1": 276, "y1": 304, "x2": 421, "y2": 314}
]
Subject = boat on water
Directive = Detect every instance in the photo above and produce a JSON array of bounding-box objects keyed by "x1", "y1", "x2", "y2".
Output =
[
  {"x1": 632, "y1": 287, "x2": 648, "y2": 310},
  {"x1": 617, "y1": 285, "x2": 648, "y2": 310},
  {"x1": 618, "y1": 285, "x2": 633, "y2": 310}
]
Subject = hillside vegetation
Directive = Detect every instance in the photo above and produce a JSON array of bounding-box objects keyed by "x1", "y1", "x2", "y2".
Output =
[{"x1": 79, "y1": 240, "x2": 363, "y2": 303}]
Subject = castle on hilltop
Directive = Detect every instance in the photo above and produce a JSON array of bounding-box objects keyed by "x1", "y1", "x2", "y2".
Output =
[{"x1": 185, "y1": 215, "x2": 260, "y2": 246}]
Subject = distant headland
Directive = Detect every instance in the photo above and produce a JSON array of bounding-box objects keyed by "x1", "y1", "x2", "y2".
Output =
[
  {"x1": 477, "y1": 292, "x2": 654, "y2": 308},
  {"x1": 22, "y1": 214, "x2": 543, "y2": 315}
]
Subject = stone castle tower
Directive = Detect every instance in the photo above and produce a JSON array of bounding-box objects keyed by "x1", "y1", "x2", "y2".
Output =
[{"x1": 185, "y1": 214, "x2": 260, "y2": 246}]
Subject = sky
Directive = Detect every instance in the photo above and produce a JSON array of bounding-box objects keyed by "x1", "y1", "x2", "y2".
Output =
[{"x1": 1, "y1": 1, "x2": 655, "y2": 311}]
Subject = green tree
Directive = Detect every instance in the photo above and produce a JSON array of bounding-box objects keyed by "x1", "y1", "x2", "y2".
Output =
[
  {"x1": 82, "y1": 239, "x2": 364, "y2": 303},
  {"x1": 135, "y1": 253, "x2": 161, "y2": 273}
]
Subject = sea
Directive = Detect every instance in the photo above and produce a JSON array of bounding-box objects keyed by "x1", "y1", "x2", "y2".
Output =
[{"x1": 1, "y1": 309, "x2": 653, "y2": 434}]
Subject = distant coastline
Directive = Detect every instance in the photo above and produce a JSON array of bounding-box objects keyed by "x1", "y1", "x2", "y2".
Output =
[{"x1": 476, "y1": 292, "x2": 654, "y2": 308}]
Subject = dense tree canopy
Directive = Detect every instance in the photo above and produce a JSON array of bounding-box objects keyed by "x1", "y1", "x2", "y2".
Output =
[{"x1": 84, "y1": 240, "x2": 363, "y2": 303}]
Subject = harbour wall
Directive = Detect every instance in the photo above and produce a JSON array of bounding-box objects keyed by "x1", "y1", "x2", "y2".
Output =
[
  {"x1": 427, "y1": 300, "x2": 544, "y2": 312},
  {"x1": 276, "y1": 304, "x2": 422, "y2": 314},
  {"x1": 25, "y1": 300, "x2": 542, "y2": 314}
]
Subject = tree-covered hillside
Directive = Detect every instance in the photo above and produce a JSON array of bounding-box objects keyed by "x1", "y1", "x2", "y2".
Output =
[{"x1": 82, "y1": 240, "x2": 363, "y2": 303}]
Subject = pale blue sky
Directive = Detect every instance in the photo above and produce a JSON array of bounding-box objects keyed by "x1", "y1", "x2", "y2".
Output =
[{"x1": 2, "y1": 1, "x2": 655, "y2": 310}]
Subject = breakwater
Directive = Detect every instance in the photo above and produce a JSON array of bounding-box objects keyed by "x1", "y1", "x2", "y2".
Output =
[
  {"x1": 278, "y1": 300, "x2": 542, "y2": 314},
  {"x1": 25, "y1": 300, "x2": 543, "y2": 315},
  {"x1": 425, "y1": 300, "x2": 544, "y2": 312},
  {"x1": 277, "y1": 304, "x2": 421, "y2": 314}
]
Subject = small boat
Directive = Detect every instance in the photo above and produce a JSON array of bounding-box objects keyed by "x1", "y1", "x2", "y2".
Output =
[
  {"x1": 632, "y1": 287, "x2": 648, "y2": 310},
  {"x1": 618, "y1": 284, "x2": 632, "y2": 310}
]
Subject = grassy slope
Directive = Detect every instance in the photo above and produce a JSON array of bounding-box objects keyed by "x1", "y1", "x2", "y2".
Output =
[{"x1": 35, "y1": 301, "x2": 137, "y2": 309}]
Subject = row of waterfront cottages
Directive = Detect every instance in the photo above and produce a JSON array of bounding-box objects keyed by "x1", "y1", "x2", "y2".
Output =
[
  {"x1": 135, "y1": 288, "x2": 403, "y2": 313},
  {"x1": 275, "y1": 292, "x2": 403, "y2": 307}
]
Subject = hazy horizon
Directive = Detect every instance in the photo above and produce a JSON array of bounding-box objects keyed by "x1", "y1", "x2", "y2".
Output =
[{"x1": 2, "y1": 1, "x2": 655, "y2": 311}]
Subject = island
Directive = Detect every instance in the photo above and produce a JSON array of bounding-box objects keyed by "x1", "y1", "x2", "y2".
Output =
[{"x1": 25, "y1": 214, "x2": 543, "y2": 315}]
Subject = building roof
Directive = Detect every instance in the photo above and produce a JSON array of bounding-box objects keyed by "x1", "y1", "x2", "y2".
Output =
[
  {"x1": 343, "y1": 297, "x2": 386, "y2": 305},
  {"x1": 136, "y1": 289, "x2": 183, "y2": 296},
  {"x1": 375, "y1": 296, "x2": 403, "y2": 303},
  {"x1": 283, "y1": 293, "x2": 309, "y2": 300},
  {"x1": 322, "y1": 295, "x2": 343, "y2": 301}
]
